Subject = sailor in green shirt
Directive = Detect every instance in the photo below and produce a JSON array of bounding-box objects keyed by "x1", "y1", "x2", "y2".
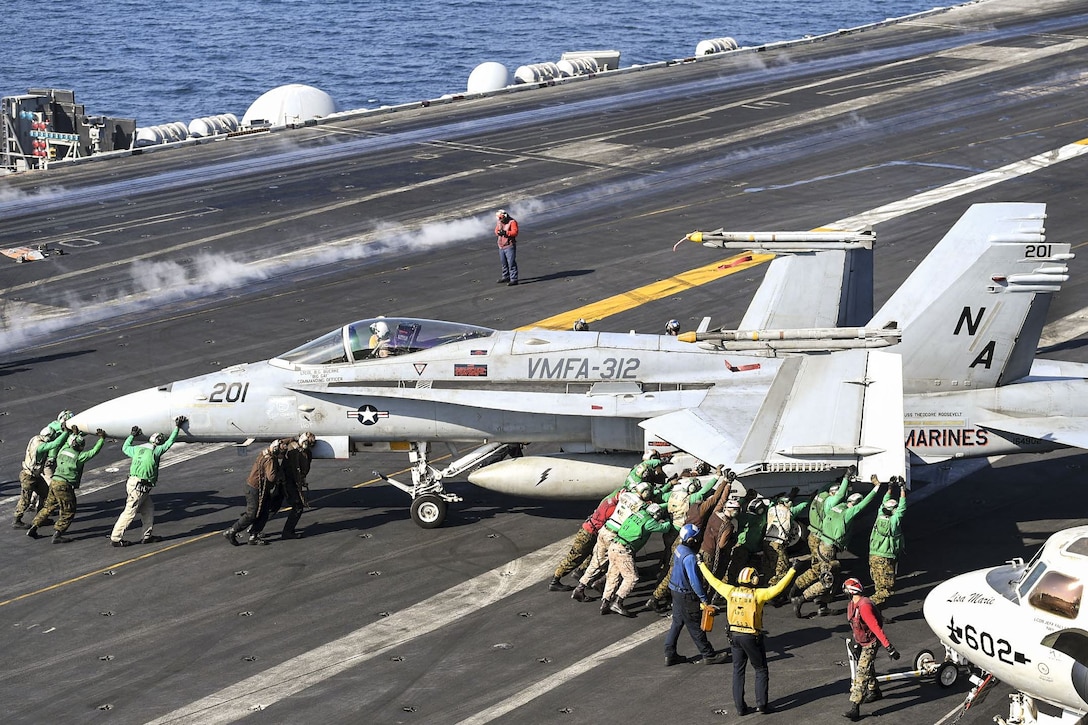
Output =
[
  {"x1": 728, "y1": 496, "x2": 769, "y2": 585},
  {"x1": 601, "y1": 502, "x2": 673, "y2": 616},
  {"x1": 109, "y1": 416, "x2": 186, "y2": 547},
  {"x1": 869, "y1": 479, "x2": 907, "y2": 607},
  {"x1": 793, "y1": 474, "x2": 882, "y2": 617},
  {"x1": 28, "y1": 428, "x2": 107, "y2": 543}
]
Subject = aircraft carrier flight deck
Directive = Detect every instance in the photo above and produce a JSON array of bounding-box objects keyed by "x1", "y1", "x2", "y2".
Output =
[{"x1": 3, "y1": 1, "x2": 1088, "y2": 722}]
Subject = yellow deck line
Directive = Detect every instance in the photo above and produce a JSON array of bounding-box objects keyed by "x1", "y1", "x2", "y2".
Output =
[{"x1": 521, "y1": 252, "x2": 775, "y2": 331}]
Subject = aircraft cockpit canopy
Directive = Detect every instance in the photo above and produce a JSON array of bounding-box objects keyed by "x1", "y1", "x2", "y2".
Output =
[
  {"x1": 274, "y1": 317, "x2": 495, "y2": 366},
  {"x1": 1016, "y1": 534, "x2": 1088, "y2": 621}
]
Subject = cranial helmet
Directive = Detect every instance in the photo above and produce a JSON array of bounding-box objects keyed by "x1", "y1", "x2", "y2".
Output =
[
  {"x1": 725, "y1": 498, "x2": 741, "y2": 511},
  {"x1": 843, "y1": 577, "x2": 864, "y2": 595},
  {"x1": 646, "y1": 502, "x2": 667, "y2": 521},
  {"x1": 299, "y1": 432, "x2": 316, "y2": 448},
  {"x1": 572, "y1": 318, "x2": 589, "y2": 331},
  {"x1": 40, "y1": 426, "x2": 55, "y2": 439},
  {"x1": 150, "y1": 432, "x2": 166, "y2": 446},
  {"x1": 847, "y1": 492, "x2": 864, "y2": 506},
  {"x1": 679, "y1": 523, "x2": 700, "y2": 545},
  {"x1": 747, "y1": 497, "x2": 768, "y2": 515},
  {"x1": 882, "y1": 498, "x2": 898, "y2": 514},
  {"x1": 634, "y1": 481, "x2": 652, "y2": 499},
  {"x1": 57, "y1": 410, "x2": 73, "y2": 422},
  {"x1": 829, "y1": 483, "x2": 842, "y2": 495},
  {"x1": 496, "y1": 209, "x2": 507, "y2": 219},
  {"x1": 738, "y1": 567, "x2": 759, "y2": 586},
  {"x1": 370, "y1": 320, "x2": 389, "y2": 339},
  {"x1": 69, "y1": 434, "x2": 86, "y2": 451},
  {"x1": 665, "y1": 319, "x2": 680, "y2": 335}
]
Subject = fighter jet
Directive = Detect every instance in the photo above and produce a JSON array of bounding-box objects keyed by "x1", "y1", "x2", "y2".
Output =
[
  {"x1": 67, "y1": 202, "x2": 1073, "y2": 527},
  {"x1": 924, "y1": 525, "x2": 1088, "y2": 724}
]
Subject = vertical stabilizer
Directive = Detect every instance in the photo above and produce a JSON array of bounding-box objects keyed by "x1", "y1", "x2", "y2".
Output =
[{"x1": 869, "y1": 203, "x2": 1070, "y2": 394}]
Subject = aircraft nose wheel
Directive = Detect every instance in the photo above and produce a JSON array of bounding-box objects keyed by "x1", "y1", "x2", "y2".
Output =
[{"x1": 411, "y1": 494, "x2": 448, "y2": 529}]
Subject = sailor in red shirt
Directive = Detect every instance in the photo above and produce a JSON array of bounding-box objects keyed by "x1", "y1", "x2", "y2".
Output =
[
  {"x1": 494, "y1": 209, "x2": 519, "y2": 285},
  {"x1": 843, "y1": 577, "x2": 900, "y2": 720}
]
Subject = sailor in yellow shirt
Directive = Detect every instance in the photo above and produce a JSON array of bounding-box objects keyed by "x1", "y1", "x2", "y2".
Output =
[{"x1": 700, "y1": 559, "x2": 797, "y2": 716}]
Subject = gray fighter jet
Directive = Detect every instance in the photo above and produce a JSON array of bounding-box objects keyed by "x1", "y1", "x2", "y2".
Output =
[{"x1": 68, "y1": 202, "x2": 1075, "y2": 527}]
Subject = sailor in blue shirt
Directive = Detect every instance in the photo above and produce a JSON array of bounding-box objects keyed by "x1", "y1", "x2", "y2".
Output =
[{"x1": 664, "y1": 523, "x2": 729, "y2": 666}]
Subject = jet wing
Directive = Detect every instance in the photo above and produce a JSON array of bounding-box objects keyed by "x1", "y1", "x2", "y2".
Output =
[
  {"x1": 976, "y1": 412, "x2": 1088, "y2": 450},
  {"x1": 641, "y1": 349, "x2": 904, "y2": 482}
]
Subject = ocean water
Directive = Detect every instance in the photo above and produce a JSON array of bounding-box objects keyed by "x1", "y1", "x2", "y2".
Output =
[{"x1": 5, "y1": 0, "x2": 946, "y2": 127}]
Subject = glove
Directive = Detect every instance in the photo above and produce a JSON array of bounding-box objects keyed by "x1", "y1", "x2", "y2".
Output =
[
  {"x1": 131, "y1": 426, "x2": 142, "y2": 437},
  {"x1": 871, "y1": 474, "x2": 881, "y2": 486},
  {"x1": 847, "y1": 465, "x2": 858, "y2": 477},
  {"x1": 175, "y1": 415, "x2": 188, "y2": 427},
  {"x1": 886, "y1": 645, "x2": 900, "y2": 660},
  {"x1": 96, "y1": 428, "x2": 107, "y2": 438}
]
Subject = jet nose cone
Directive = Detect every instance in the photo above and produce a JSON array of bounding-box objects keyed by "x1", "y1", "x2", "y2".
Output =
[{"x1": 69, "y1": 387, "x2": 176, "y2": 438}]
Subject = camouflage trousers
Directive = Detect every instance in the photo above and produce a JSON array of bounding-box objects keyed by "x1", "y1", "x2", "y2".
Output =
[
  {"x1": 727, "y1": 545, "x2": 758, "y2": 587},
  {"x1": 603, "y1": 541, "x2": 639, "y2": 600},
  {"x1": 32, "y1": 479, "x2": 77, "y2": 533},
  {"x1": 869, "y1": 555, "x2": 897, "y2": 606},
  {"x1": 849, "y1": 641, "x2": 880, "y2": 704},
  {"x1": 579, "y1": 527, "x2": 617, "y2": 587},
  {"x1": 763, "y1": 539, "x2": 790, "y2": 585},
  {"x1": 555, "y1": 528, "x2": 596, "y2": 579},
  {"x1": 795, "y1": 541, "x2": 839, "y2": 601},
  {"x1": 807, "y1": 529, "x2": 821, "y2": 560},
  {"x1": 653, "y1": 533, "x2": 682, "y2": 600},
  {"x1": 15, "y1": 470, "x2": 48, "y2": 521}
]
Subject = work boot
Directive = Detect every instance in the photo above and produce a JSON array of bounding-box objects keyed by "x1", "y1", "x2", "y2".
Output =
[
  {"x1": 223, "y1": 529, "x2": 241, "y2": 546},
  {"x1": 757, "y1": 704, "x2": 775, "y2": 714},
  {"x1": 248, "y1": 535, "x2": 269, "y2": 546},
  {"x1": 12, "y1": 517, "x2": 27, "y2": 529},
  {"x1": 843, "y1": 702, "x2": 861, "y2": 721},
  {"x1": 40, "y1": 517, "x2": 55, "y2": 526},
  {"x1": 665, "y1": 654, "x2": 682, "y2": 667},
  {"x1": 792, "y1": 596, "x2": 806, "y2": 619},
  {"x1": 26, "y1": 525, "x2": 41, "y2": 539},
  {"x1": 864, "y1": 688, "x2": 882, "y2": 703},
  {"x1": 549, "y1": 576, "x2": 573, "y2": 592},
  {"x1": 52, "y1": 532, "x2": 72, "y2": 544},
  {"x1": 571, "y1": 584, "x2": 588, "y2": 602},
  {"x1": 701, "y1": 651, "x2": 729, "y2": 665},
  {"x1": 111, "y1": 539, "x2": 132, "y2": 548},
  {"x1": 281, "y1": 530, "x2": 302, "y2": 540},
  {"x1": 141, "y1": 534, "x2": 163, "y2": 544},
  {"x1": 587, "y1": 574, "x2": 606, "y2": 591},
  {"x1": 817, "y1": 598, "x2": 832, "y2": 617},
  {"x1": 600, "y1": 597, "x2": 612, "y2": 615},
  {"x1": 610, "y1": 598, "x2": 634, "y2": 617}
]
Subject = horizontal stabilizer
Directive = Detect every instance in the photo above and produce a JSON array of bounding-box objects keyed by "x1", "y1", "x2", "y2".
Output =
[
  {"x1": 976, "y1": 412, "x2": 1088, "y2": 450},
  {"x1": 641, "y1": 350, "x2": 905, "y2": 482}
]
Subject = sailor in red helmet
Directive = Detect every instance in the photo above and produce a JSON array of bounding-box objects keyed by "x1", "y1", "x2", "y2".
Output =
[{"x1": 842, "y1": 577, "x2": 900, "y2": 721}]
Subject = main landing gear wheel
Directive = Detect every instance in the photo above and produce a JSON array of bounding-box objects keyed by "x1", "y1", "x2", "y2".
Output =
[{"x1": 411, "y1": 494, "x2": 447, "y2": 529}]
